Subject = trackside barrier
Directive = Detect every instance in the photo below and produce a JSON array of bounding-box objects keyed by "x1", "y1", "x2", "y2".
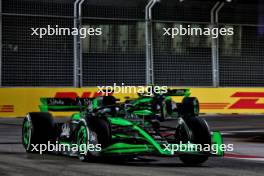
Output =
[{"x1": 0, "y1": 88, "x2": 264, "y2": 117}]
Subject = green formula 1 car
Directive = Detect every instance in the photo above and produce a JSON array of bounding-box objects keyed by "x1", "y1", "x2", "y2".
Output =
[
  {"x1": 22, "y1": 95, "x2": 224, "y2": 165},
  {"x1": 124, "y1": 88, "x2": 199, "y2": 122}
]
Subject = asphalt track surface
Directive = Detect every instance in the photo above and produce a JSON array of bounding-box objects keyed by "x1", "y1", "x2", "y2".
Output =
[{"x1": 0, "y1": 115, "x2": 264, "y2": 176}]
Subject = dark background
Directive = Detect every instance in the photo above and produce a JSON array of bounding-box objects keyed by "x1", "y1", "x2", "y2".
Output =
[{"x1": 1, "y1": 0, "x2": 264, "y2": 86}]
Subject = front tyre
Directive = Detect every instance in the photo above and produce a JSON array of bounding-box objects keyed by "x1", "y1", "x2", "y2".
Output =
[
  {"x1": 77, "y1": 118, "x2": 110, "y2": 161},
  {"x1": 22, "y1": 112, "x2": 56, "y2": 153},
  {"x1": 179, "y1": 116, "x2": 211, "y2": 165}
]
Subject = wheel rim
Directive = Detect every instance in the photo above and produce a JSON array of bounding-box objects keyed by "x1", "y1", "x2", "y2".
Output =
[
  {"x1": 77, "y1": 125, "x2": 99, "y2": 157},
  {"x1": 88, "y1": 131, "x2": 99, "y2": 156},
  {"x1": 193, "y1": 100, "x2": 199, "y2": 115},
  {"x1": 22, "y1": 119, "x2": 31, "y2": 149},
  {"x1": 162, "y1": 102, "x2": 167, "y2": 117},
  {"x1": 77, "y1": 126, "x2": 88, "y2": 155}
]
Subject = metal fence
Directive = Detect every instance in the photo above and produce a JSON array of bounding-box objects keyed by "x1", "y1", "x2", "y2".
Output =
[
  {"x1": 1, "y1": 0, "x2": 264, "y2": 87},
  {"x1": 152, "y1": 21, "x2": 213, "y2": 86},
  {"x1": 81, "y1": 19, "x2": 146, "y2": 87},
  {"x1": 219, "y1": 24, "x2": 264, "y2": 87},
  {"x1": 1, "y1": 0, "x2": 74, "y2": 86}
]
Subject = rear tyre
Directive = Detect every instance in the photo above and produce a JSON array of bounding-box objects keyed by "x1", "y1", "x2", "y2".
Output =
[
  {"x1": 181, "y1": 97, "x2": 199, "y2": 116},
  {"x1": 22, "y1": 112, "x2": 56, "y2": 153},
  {"x1": 179, "y1": 116, "x2": 211, "y2": 165},
  {"x1": 77, "y1": 118, "x2": 111, "y2": 161}
]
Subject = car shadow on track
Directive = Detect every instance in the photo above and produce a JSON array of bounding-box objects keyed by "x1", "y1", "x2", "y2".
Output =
[
  {"x1": 89, "y1": 156, "x2": 210, "y2": 168},
  {"x1": 20, "y1": 153, "x2": 210, "y2": 168}
]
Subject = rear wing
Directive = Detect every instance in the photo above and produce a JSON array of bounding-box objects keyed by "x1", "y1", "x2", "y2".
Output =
[
  {"x1": 165, "y1": 89, "x2": 190, "y2": 97},
  {"x1": 39, "y1": 97, "x2": 93, "y2": 112}
]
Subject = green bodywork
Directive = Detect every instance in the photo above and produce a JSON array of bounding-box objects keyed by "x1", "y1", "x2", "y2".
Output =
[
  {"x1": 101, "y1": 117, "x2": 224, "y2": 156},
  {"x1": 39, "y1": 98, "x2": 85, "y2": 112},
  {"x1": 125, "y1": 88, "x2": 192, "y2": 119},
  {"x1": 39, "y1": 88, "x2": 191, "y2": 114},
  {"x1": 71, "y1": 113, "x2": 81, "y2": 120},
  {"x1": 55, "y1": 115, "x2": 224, "y2": 157},
  {"x1": 38, "y1": 93, "x2": 224, "y2": 157}
]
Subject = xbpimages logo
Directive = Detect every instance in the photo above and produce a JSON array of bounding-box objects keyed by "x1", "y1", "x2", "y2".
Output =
[{"x1": 30, "y1": 141, "x2": 101, "y2": 155}]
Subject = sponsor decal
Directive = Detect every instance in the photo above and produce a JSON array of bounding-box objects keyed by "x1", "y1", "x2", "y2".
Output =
[
  {"x1": 0, "y1": 105, "x2": 14, "y2": 112},
  {"x1": 229, "y1": 92, "x2": 264, "y2": 109},
  {"x1": 200, "y1": 103, "x2": 229, "y2": 109},
  {"x1": 1, "y1": 88, "x2": 264, "y2": 117},
  {"x1": 54, "y1": 91, "x2": 113, "y2": 99},
  {"x1": 200, "y1": 92, "x2": 264, "y2": 110}
]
